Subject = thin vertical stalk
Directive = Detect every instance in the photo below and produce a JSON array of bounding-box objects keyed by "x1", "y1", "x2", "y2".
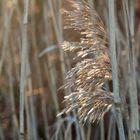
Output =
[
  {"x1": 112, "y1": 120, "x2": 116, "y2": 140},
  {"x1": 47, "y1": 0, "x2": 66, "y2": 83},
  {"x1": 25, "y1": 89, "x2": 31, "y2": 140},
  {"x1": 115, "y1": 1, "x2": 132, "y2": 139},
  {"x1": 122, "y1": 0, "x2": 139, "y2": 133},
  {"x1": 27, "y1": 60, "x2": 38, "y2": 140},
  {"x1": 19, "y1": 0, "x2": 29, "y2": 139},
  {"x1": 7, "y1": 45, "x2": 19, "y2": 139},
  {"x1": 129, "y1": 0, "x2": 139, "y2": 133},
  {"x1": 100, "y1": 120, "x2": 105, "y2": 140},
  {"x1": 46, "y1": 0, "x2": 60, "y2": 114},
  {"x1": 44, "y1": 1, "x2": 60, "y2": 114},
  {"x1": 108, "y1": 0, "x2": 120, "y2": 103},
  {"x1": 46, "y1": 58, "x2": 59, "y2": 114},
  {"x1": 79, "y1": 124, "x2": 85, "y2": 140},
  {"x1": 87, "y1": 125, "x2": 91, "y2": 140},
  {"x1": 108, "y1": 0, "x2": 126, "y2": 140},
  {"x1": 107, "y1": 115, "x2": 113, "y2": 140}
]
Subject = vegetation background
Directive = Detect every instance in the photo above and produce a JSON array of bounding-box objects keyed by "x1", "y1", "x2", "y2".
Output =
[{"x1": 0, "y1": 0, "x2": 140, "y2": 140}]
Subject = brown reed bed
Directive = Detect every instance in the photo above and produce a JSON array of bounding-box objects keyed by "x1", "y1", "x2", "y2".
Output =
[{"x1": 0, "y1": 0, "x2": 140, "y2": 140}]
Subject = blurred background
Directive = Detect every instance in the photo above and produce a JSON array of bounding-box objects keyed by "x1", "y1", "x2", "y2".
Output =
[{"x1": 0, "y1": 0, "x2": 140, "y2": 140}]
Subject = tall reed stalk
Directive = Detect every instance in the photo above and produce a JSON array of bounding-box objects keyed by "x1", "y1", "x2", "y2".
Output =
[{"x1": 19, "y1": 0, "x2": 29, "y2": 139}]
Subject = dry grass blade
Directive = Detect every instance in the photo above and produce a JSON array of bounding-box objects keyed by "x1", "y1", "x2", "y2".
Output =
[{"x1": 60, "y1": 0, "x2": 113, "y2": 123}]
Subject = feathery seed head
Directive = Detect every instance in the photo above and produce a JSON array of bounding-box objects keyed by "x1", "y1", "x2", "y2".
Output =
[{"x1": 60, "y1": 0, "x2": 113, "y2": 123}]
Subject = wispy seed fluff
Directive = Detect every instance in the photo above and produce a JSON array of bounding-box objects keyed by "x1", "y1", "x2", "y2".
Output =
[{"x1": 61, "y1": 0, "x2": 113, "y2": 123}]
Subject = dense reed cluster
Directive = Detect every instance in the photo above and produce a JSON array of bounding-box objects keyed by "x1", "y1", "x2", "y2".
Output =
[{"x1": 62, "y1": 0, "x2": 114, "y2": 123}]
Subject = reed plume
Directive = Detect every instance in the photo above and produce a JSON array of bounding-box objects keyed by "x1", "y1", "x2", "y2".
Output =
[{"x1": 61, "y1": 0, "x2": 113, "y2": 123}]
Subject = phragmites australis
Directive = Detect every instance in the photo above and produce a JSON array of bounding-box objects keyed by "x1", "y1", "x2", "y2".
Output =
[{"x1": 60, "y1": 0, "x2": 114, "y2": 123}]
